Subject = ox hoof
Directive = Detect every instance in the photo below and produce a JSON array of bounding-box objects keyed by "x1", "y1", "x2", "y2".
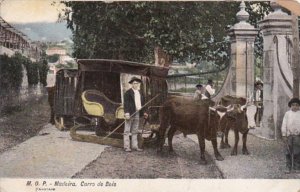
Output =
[
  {"x1": 168, "y1": 150, "x2": 176, "y2": 156},
  {"x1": 216, "y1": 155, "x2": 224, "y2": 161},
  {"x1": 199, "y1": 159, "x2": 207, "y2": 165},
  {"x1": 242, "y1": 150, "x2": 250, "y2": 155},
  {"x1": 220, "y1": 143, "x2": 231, "y2": 149},
  {"x1": 230, "y1": 151, "x2": 237, "y2": 156},
  {"x1": 220, "y1": 143, "x2": 226, "y2": 149}
]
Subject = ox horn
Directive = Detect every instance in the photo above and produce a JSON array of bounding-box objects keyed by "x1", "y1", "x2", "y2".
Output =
[
  {"x1": 225, "y1": 104, "x2": 232, "y2": 110},
  {"x1": 227, "y1": 105, "x2": 235, "y2": 112},
  {"x1": 241, "y1": 105, "x2": 246, "y2": 110},
  {"x1": 240, "y1": 103, "x2": 248, "y2": 110},
  {"x1": 209, "y1": 107, "x2": 216, "y2": 112}
]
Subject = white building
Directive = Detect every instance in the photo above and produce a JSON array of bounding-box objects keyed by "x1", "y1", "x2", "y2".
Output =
[{"x1": 46, "y1": 47, "x2": 66, "y2": 56}]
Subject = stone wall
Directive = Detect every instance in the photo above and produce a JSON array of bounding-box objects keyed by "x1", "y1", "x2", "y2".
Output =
[
  {"x1": 0, "y1": 53, "x2": 46, "y2": 114},
  {"x1": 0, "y1": 46, "x2": 15, "y2": 57}
]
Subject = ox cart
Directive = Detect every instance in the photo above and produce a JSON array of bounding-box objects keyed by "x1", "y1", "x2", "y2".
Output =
[
  {"x1": 53, "y1": 59, "x2": 169, "y2": 148},
  {"x1": 52, "y1": 68, "x2": 78, "y2": 130}
]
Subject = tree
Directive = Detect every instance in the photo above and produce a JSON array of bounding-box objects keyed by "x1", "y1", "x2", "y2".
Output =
[
  {"x1": 60, "y1": 1, "x2": 270, "y2": 69},
  {"x1": 39, "y1": 51, "x2": 49, "y2": 86},
  {"x1": 24, "y1": 59, "x2": 39, "y2": 86},
  {"x1": 47, "y1": 54, "x2": 60, "y2": 63}
]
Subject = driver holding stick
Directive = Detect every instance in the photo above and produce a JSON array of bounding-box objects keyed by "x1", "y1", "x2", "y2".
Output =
[{"x1": 123, "y1": 76, "x2": 148, "y2": 152}]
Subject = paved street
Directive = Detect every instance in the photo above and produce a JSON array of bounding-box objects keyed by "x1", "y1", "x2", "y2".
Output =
[
  {"x1": 0, "y1": 124, "x2": 222, "y2": 179},
  {"x1": 0, "y1": 124, "x2": 107, "y2": 178},
  {"x1": 0, "y1": 122, "x2": 299, "y2": 179},
  {"x1": 189, "y1": 128, "x2": 300, "y2": 179}
]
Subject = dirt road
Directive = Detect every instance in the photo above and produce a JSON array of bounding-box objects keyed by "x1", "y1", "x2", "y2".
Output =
[
  {"x1": 0, "y1": 96, "x2": 49, "y2": 154},
  {"x1": 73, "y1": 135, "x2": 223, "y2": 179},
  {"x1": 0, "y1": 98, "x2": 223, "y2": 178}
]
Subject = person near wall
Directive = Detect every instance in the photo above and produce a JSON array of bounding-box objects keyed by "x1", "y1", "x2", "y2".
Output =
[
  {"x1": 254, "y1": 80, "x2": 263, "y2": 126},
  {"x1": 46, "y1": 86, "x2": 55, "y2": 125},
  {"x1": 204, "y1": 79, "x2": 215, "y2": 99},
  {"x1": 281, "y1": 98, "x2": 300, "y2": 172},
  {"x1": 123, "y1": 76, "x2": 148, "y2": 152}
]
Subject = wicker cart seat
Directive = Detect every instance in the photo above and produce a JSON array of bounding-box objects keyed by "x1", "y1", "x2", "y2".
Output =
[{"x1": 81, "y1": 90, "x2": 124, "y2": 120}]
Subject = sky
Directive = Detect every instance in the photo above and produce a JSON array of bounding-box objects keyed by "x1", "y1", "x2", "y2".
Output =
[
  {"x1": 1, "y1": 0, "x2": 300, "y2": 24},
  {"x1": 0, "y1": 0, "x2": 64, "y2": 23}
]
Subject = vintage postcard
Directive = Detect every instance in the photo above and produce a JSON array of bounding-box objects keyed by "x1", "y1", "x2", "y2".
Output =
[{"x1": 0, "y1": 0, "x2": 300, "y2": 192}]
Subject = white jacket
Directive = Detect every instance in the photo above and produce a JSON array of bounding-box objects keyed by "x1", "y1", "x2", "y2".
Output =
[
  {"x1": 281, "y1": 110, "x2": 300, "y2": 136},
  {"x1": 205, "y1": 84, "x2": 215, "y2": 96}
]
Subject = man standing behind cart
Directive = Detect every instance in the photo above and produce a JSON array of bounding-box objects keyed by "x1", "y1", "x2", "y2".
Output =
[
  {"x1": 204, "y1": 79, "x2": 215, "y2": 99},
  {"x1": 254, "y1": 80, "x2": 263, "y2": 126},
  {"x1": 123, "y1": 76, "x2": 148, "y2": 152}
]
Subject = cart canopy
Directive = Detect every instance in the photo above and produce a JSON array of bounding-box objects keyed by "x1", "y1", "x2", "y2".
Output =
[{"x1": 77, "y1": 59, "x2": 169, "y2": 78}]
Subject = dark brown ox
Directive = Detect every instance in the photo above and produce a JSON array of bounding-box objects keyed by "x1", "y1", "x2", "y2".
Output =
[
  {"x1": 218, "y1": 95, "x2": 249, "y2": 155},
  {"x1": 157, "y1": 96, "x2": 224, "y2": 164}
]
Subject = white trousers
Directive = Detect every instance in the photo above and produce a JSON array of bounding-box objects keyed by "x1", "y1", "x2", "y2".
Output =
[
  {"x1": 124, "y1": 113, "x2": 140, "y2": 149},
  {"x1": 246, "y1": 104, "x2": 257, "y2": 128}
]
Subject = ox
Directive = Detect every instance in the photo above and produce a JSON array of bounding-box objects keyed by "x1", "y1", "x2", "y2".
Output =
[
  {"x1": 157, "y1": 96, "x2": 224, "y2": 164},
  {"x1": 218, "y1": 96, "x2": 249, "y2": 155}
]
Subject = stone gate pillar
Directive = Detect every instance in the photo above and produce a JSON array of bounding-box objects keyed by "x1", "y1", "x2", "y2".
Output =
[
  {"x1": 258, "y1": 2, "x2": 293, "y2": 139},
  {"x1": 227, "y1": 1, "x2": 258, "y2": 98}
]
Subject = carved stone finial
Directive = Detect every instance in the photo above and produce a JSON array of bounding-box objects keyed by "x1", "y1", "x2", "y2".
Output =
[
  {"x1": 236, "y1": 1, "x2": 249, "y2": 23},
  {"x1": 264, "y1": 0, "x2": 288, "y2": 19},
  {"x1": 270, "y1": 0, "x2": 282, "y2": 12}
]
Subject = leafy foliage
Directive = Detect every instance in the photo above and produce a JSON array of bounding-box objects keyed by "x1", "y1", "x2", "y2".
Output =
[
  {"x1": 61, "y1": 2, "x2": 240, "y2": 65},
  {"x1": 39, "y1": 52, "x2": 49, "y2": 86},
  {"x1": 0, "y1": 51, "x2": 49, "y2": 96},
  {"x1": 24, "y1": 60, "x2": 39, "y2": 86},
  {"x1": 56, "y1": 61, "x2": 77, "y2": 69},
  {"x1": 60, "y1": 1, "x2": 271, "y2": 69},
  {"x1": 47, "y1": 54, "x2": 60, "y2": 63},
  {"x1": 0, "y1": 53, "x2": 24, "y2": 92}
]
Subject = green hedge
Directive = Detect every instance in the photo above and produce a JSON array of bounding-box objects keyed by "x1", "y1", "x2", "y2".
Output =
[
  {"x1": 23, "y1": 59, "x2": 39, "y2": 85},
  {"x1": 39, "y1": 52, "x2": 49, "y2": 86},
  {"x1": 0, "y1": 52, "x2": 49, "y2": 92},
  {"x1": 0, "y1": 53, "x2": 24, "y2": 92}
]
